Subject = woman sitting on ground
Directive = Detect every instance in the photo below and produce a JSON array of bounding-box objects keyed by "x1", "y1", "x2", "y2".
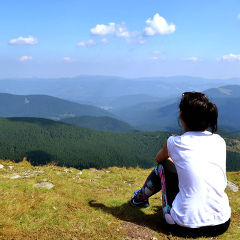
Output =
[{"x1": 130, "y1": 92, "x2": 231, "y2": 238}]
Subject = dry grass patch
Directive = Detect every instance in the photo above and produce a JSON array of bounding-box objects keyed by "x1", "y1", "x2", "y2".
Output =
[{"x1": 0, "y1": 160, "x2": 239, "y2": 240}]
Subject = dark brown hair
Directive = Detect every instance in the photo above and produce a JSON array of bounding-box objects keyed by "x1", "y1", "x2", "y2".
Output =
[{"x1": 179, "y1": 92, "x2": 218, "y2": 133}]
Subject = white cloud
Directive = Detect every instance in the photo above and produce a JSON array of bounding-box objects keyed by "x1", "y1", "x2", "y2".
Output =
[
  {"x1": 90, "y1": 22, "x2": 115, "y2": 35},
  {"x1": 100, "y1": 38, "x2": 109, "y2": 44},
  {"x1": 143, "y1": 13, "x2": 176, "y2": 36},
  {"x1": 77, "y1": 39, "x2": 96, "y2": 47},
  {"x1": 19, "y1": 56, "x2": 33, "y2": 62},
  {"x1": 152, "y1": 51, "x2": 163, "y2": 55},
  {"x1": 148, "y1": 57, "x2": 158, "y2": 61},
  {"x1": 217, "y1": 54, "x2": 240, "y2": 62},
  {"x1": 9, "y1": 35, "x2": 38, "y2": 45},
  {"x1": 90, "y1": 22, "x2": 139, "y2": 38},
  {"x1": 181, "y1": 57, "x2": 198, "y2": 62},
  {"x1": 125, "y1": 37, "x2": 146, "y2": 45},
  {"x1": 238, "y1": 13, "x2": 240, "y2": 19},
  {"x1": 62, "y1": 57, "x2": 77, "y2": 62},
  {"x1": 137, "y1": 37, "x2": 146, "y2": 45}
]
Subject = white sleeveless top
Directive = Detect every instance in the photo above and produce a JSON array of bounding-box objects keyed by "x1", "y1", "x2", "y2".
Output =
[{"x1": 167, "y1": 131, "x2": 231, "y2": 228}]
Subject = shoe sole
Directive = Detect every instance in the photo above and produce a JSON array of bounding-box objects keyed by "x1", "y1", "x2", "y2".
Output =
[{"x1": 130, "y1": 197, "x2": 149, "y2": 208}]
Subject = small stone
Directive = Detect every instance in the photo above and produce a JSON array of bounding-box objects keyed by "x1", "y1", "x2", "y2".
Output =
[
  {"x1": 227, "y1": 181, "x2": 238, "y2": 192},
  {"x1": 34, "y1": 182, "x2": 55, "y2": 189},
  {"x1": 103, "y1": 189, "x2": 112, "y2": 191},
  {"x1": 9, "y1": 166, "x2": 14, "y2": 170},
  {"x1": 89, "y1": 179, "x2": 98, "y2": 182},
  {"x1": 10, "y1": 175, "x2": 21, "y2": 179},
  {"x1": 33, "y1": 170, "x2": 45, "y2": 174},
  {"x1": 0, "y1": 164, "x2": 4, "y2": 169}
]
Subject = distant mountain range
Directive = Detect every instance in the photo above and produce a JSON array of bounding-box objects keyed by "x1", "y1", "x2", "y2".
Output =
[
  {"x1": 110, "y1": 84, "x2": 240, "y2": 132},
  {"x1": 204, "y1": 85, "x2": 240, "y2": 99},
  {"x1": 1, "y1": 75, "x2": 240, "y2": 106},
  {"x1": 1, "y1": 76, "x2": 240, "y2": 132}
]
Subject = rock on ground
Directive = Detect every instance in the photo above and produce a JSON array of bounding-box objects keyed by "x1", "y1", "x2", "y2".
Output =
[{"x1": 227, "y1": 180, "x2": 239, "y2": 192}]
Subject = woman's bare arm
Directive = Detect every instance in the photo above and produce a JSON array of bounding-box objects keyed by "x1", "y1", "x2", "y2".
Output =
[{"x1": 155, "y1": 140, "x2": 171, "y2": 163}]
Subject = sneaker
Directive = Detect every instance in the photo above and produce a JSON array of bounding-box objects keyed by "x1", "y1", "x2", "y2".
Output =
[{"x1": 130, "y1": 190, "x2": 149, "y2": 208}]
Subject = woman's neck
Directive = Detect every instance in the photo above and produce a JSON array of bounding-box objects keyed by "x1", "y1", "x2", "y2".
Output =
[{"x1": 180, "y1": 117, "x2": 191, "y2": 132}]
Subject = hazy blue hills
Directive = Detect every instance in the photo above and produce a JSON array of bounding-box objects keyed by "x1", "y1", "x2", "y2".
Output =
[
  {"x1": 1, "y1": 89, "x2": 240, "y2": 133},
  {"x1": 111, "y1": 98, "x2": 180, "y2": 132},
  {"x1": 110, "y1": 84, "x2": 240, "y2": 132},
  {"x1": 0, "y1": 117, "x2": 239, "y2": 171},
  {"x1": 0, "y1": 93, "x2": 113, "y2": 120},
  {"x1": 214, "y1": 97, "x2": 240, "y2": 132},
  {"x1": 1, "y1": 75, "x2": 240, "y2": 105},
  {"x1": 204, "y1": 85, "x2": 240, "y2": 98},
  {"x1": 61, "y1": 116, "x2": 137, "y2": 132},
  {"x1": 1, "y1": 82, "x2": 240, "y2": 132},
  {"x1": 96, "y1": 94, "x2": 164, "y2": 110}
]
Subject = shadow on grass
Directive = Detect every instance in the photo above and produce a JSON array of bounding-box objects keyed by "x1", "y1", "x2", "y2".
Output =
[
  {"x1": 26, "y1": 150, "x2": 54, "y2": 166},
  {"x1": 88, "y1": 200, "x2": 173, "y2": 237},
  {"x1": 88, "y1": 200, "x2": 228, "y2": 239}
]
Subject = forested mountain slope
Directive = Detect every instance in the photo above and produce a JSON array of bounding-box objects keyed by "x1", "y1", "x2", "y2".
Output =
[
  {"x1": 0, "y1": 117, "x2": 239, "y2": 171},
  {"x1": 61, "y1": 116, "x2": 137, "y2": 132},
  {"x1": 0, "y1": 117, "x2": 170, "y2": 169}
]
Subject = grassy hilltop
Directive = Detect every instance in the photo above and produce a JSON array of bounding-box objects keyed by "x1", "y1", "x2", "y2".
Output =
[{"x1": 0, "y1": 159, "x2": 239, "y2": 240}]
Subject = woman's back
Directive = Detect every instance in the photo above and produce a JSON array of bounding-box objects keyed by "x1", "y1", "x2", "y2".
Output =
[{"x1": 167, "y1": 131, "x2": 231, "y2": 228}]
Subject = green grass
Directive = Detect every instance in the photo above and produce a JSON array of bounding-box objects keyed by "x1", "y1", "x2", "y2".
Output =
[{"x1": 0, "y1": 159, "x2": 239, "y2": 240}]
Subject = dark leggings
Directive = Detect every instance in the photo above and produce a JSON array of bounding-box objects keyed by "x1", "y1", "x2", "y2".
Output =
[
  {"x1": 137, "y1": 159, "x2": 230, "y2": 238},
  {"x1": 138, "y1": 160, "x2": 179, "y2": 211}
]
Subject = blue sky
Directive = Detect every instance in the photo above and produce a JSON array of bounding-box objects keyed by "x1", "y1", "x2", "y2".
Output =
[{"x1": 1, "y1": 0, "x2": 240, "y2": 79}]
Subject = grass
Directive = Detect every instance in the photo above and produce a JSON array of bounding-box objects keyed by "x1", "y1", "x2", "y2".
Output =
[{"x1": 0, "y1": 159, "x2": 239, "y2": 240}]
